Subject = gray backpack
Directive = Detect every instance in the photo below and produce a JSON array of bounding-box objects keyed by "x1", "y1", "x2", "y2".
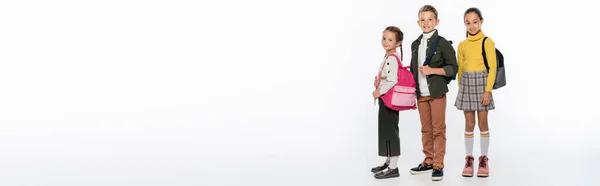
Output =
[{"x1": 482, "y1": 37, "x2": 506, "y2": 90}]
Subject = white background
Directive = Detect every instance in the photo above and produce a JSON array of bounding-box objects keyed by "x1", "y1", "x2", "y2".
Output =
[{"x1": 0, "y1": 0, "x2": 598, "y2": 185}]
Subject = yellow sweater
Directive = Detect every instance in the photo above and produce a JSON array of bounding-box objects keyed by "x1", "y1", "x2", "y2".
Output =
[{"x1": 457, "y1": 31, "x2": 497, "y2": 92}]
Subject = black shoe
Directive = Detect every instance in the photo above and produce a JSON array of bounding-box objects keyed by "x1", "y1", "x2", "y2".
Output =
[
  {"x1": 374, "y1": 168, "x2": 399, "y2": 179},
  {"x1": 432, "y1": 168, "x2": 443, "y2": 181},
  {"x1": 371, "y1": 163, "x2": 389, "y2": 173},
  {"x1": 409, "y1": 163, "x2": 433, "y2": 175}
]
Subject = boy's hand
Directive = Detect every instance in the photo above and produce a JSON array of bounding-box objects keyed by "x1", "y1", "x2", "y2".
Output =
[
  {"x1": 420, "y1": 65, "x2": 447, "y2": 76},
  {"x1": 420, "y1": 65, "x2": 433, "y2": 75}
]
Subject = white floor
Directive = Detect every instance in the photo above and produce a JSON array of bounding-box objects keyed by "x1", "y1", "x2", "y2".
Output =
[
  {"x1": 198, "y1": 114, "x2": 598, "y2": 186},
  {"x1": 0, "y1": 105, "x2": 597, "y2": 186}
]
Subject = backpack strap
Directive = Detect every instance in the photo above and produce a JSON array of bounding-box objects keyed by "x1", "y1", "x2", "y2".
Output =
[
  {"x1": 482, "y1": 37, "x2": 489, "y2": 71},
  {"x1": 390, "y1": 53, "x2": 411, "y2": 69},
  {"x1": 378, "y1": 53, "x2": 406, "y2": 77},
  {"x1": 423, "y1": 36, "x2": 454, "y2": 84},
  {"x1": 389, "y1": 53, "x2": 403, "y2": 67},
  {"x1": 423, "y1": 36, "x2": 442, "y2": 66}
]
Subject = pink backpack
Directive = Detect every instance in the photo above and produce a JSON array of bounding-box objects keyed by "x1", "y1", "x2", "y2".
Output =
[{"x1": 377, "y1": 54, "x2": 417, "y2": 111}]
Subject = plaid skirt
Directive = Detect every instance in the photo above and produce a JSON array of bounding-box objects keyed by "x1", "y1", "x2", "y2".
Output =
[{"x1": 454, "y1": 70, "x2": 495, "y2": 111}]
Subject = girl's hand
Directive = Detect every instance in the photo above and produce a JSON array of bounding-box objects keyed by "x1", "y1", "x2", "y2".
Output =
[
  {"x1": 372, "y1": 90, "x2": 381, "y2": 99},
  {"x1": 481, "y1": 92, "x2": 491, "y2": 105},
  {"x1": 374, "y1": 77, "x2": 381, "y2": 88}
]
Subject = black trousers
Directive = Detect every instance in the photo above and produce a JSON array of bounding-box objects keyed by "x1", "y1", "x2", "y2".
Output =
[{"x1": 378, "y1": 98, "x2": 400, "y2": 157}]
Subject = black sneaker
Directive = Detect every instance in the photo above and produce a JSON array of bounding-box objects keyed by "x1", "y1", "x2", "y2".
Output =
[
  {"x1": 374, "y1": 168, "x2": 399, "y2": 179},
  {"x1": 371, "y1": 163, "x2": 388, "y2": 173},
  {"x1": 432, "y1": 168, "x2": 443, "y2": 181},
  {"x1": 409, "y1": 163, "x2": 433, "y2": 175}
]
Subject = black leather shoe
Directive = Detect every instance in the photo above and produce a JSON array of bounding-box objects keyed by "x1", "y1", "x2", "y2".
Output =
[
  {"x1": 374, "y1": 168, "x2": 399, "y2": 179},
  {"x1": 371, "y1": 163, "x2": 388, "y2": 173}
]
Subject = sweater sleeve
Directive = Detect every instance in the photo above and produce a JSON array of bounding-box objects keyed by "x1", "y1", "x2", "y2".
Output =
[
  {"x1": 378, "y1": 56, "x2": 399, "y2": 95},
  {"x1": 484, "y1": 38, "x2": 497, "y2": 92},
  {"x1": 457, "y1": 42, "x2": 464, "y2": 87}
]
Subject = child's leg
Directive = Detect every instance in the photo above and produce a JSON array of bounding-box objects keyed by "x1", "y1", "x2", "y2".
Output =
[
  {"x1": 375, "y1": 98, "x2": 400, "y2": 163},
  {"x1": 409, "y1": 96, "x2": 436, "y2": 175},
  {"x1": 373, "y1": 98, "x2": 401, "y2": 178},
  {"x1": 388, "y1": 156, "x2": 399, "y2": 169},
  {"x1": 429, "y1": 94, "x2": 447, "y2": 170},
  {"x1": 476, "y1": 110, "x2": 490, "y2": 177},
  {"x1": 417, "y1": 96, "x2": 434, "y2": 165},
  {"x1": 462, "y1": 111, "x2": 476, "y2": 177},
  {"x1": 464, "y1": 111, "x2": 476, "y2": 156},
  {"x1": 387, "y1": 108, "x2": 400, "y2": 170},
  {"x1": 476, "y1": 111, "x2": 490, "y2": 156}
]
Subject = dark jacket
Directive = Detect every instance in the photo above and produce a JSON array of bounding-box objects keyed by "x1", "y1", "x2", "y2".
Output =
[{"x1": 410, "y1": 30, "x2": 459, "y2": 99}]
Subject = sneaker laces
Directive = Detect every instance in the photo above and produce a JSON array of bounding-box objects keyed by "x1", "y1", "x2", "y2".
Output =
[{"x1": 419, "y1": 158, "x2": 430, "y2": 168}]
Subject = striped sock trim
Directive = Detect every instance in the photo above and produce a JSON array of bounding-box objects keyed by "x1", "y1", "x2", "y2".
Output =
[
  {"x1": 464, "y1": 131, "x2": 474, "y2": 138},
  {"x1": 480, "y1": 131, "x2": 490, "y2": 137}
]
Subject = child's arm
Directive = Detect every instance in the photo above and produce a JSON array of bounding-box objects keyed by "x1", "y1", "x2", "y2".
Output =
[
  {"x1": 422, "y1": 67, "x2": 448, "y2": 76},
  {"x1": 483, "y1": 38, "x2": 497, "y2": 92},
  {"x1": 378, "y1": 57, "x2": 399, "y2": 95},
  {"x1": 409, "y1": 41, "x2": 418, "y2": 78},
  {"x1": 457, "y1": 42, "x2": 464, "y2": 86},
  {"x1": 439, "y1": 39, "x2": 458, "y2": 77}
]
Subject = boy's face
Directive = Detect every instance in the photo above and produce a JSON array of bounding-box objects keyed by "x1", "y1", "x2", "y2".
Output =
[{"x1": 417, "y1": 11, "x2": 439, "y2": 33}]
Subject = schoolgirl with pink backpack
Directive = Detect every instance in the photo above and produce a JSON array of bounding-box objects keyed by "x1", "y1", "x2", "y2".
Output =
[{"x1": 370, "y1": 26, "x2": 417, "y2": 179}]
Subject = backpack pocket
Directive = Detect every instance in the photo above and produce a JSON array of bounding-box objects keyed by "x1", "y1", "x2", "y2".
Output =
[{"x1": 391, "y1": 86, "x2": 416, "y2": 107}]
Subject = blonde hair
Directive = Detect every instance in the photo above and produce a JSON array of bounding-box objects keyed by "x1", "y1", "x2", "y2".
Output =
[{"x1": 418, "y1": 5, "x2": 438, "y2": 19}]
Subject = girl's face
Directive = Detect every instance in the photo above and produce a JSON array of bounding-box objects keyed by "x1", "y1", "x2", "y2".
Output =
[
  {"x1": 418, "y1": 11, "x2": 439, "y2": 33},
  {"x1": 464, "y1": 12, "x2": 483, "y2": 35},
  {"x1": 381, "y1": 30, "x2": 400, "y2": 52}
]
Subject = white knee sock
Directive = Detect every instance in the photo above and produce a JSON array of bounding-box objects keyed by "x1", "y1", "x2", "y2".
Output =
[
  {"x1": 481, "y1": 131, "x2": 490, "y2": 156},
  {"x1": 388, "y1": 156, "x2": 399, "y2": 169},
  {"x1": 385, "y1": 157, "x2": 390, "y2": 164},
  {"x1": 465, "y1": 131, "x2": 474, "y2": 156}
]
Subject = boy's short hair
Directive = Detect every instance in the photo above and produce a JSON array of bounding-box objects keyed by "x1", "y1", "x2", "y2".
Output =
[{"x1": 419, "y1": 5, "x2": 438, "y2": 19}]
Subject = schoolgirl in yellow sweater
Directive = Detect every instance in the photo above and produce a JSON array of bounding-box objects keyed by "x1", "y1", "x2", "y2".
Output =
[{"x1": 454, "y1": 7, "x2": 497, "y2": 178}]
